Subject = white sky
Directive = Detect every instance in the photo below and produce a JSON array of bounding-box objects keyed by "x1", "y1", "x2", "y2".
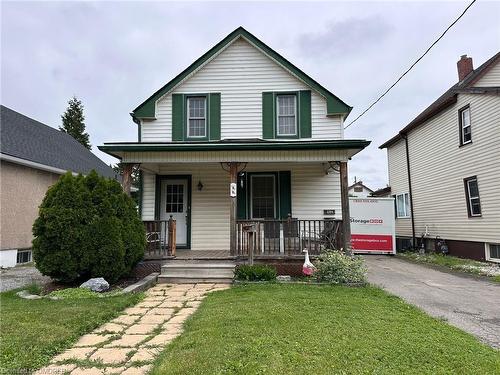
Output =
[{"x1": 2, "y1": 1, "x2": 499, "y2": 189}]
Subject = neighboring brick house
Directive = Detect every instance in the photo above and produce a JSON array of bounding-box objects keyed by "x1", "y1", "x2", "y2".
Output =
[
  {"x1": 380, "y1": 53, "x2": 500, "y2": 261},
  {"x1": 0, "y1": 106, "x2": 118, "y2": 267}
]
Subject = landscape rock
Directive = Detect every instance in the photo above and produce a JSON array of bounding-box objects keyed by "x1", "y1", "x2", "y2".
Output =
[
  {"x1": 276, "y1": 275, "x2": 292, "y2": 282},
  {"x1": 80, "y1": 277, "x2": 109, "y2": 292},
  {"x1": 16, "y1": 290, "x2": 42, "y2": 299}
]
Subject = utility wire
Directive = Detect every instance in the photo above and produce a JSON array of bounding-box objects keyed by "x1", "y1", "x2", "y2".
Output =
[{"x1": 344, "y1": 0, "x2": 477, "y2": 130}]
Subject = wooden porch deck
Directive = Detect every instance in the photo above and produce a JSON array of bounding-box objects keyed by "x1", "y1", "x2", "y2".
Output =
[{"x1": 174, "y1": 250, "x2": 234, "y2": 260}]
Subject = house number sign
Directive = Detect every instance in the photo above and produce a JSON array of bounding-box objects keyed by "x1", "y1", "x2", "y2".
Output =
[
  {"x1": 323, "y1": 209, "x2": 335, "y2": 215},
  {"x1": 230, "y1": 182, "x2": 237, "y2": 197}
]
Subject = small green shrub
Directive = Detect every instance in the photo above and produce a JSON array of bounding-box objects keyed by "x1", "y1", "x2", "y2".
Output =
[
  {"x1": 24, "y1": 283, "x2": 42, "y2": 295},
  {"x1": 235, "y1": 265, "x2": 277, "y2": 281},
  {"x1": 315, "y1": 250, "x2": 367, "y2": 284},
  {"x1": 32, "y1": 171, "x2": 146, "y2": 283}
]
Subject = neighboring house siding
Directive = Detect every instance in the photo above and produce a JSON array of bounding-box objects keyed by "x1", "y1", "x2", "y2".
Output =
[
  {"x1": 387, "y1": 139, "x2": 412, "y2": 237},
  {"x1": 407, "y1": 92, "x2": 500, "y2": 243},
  {"x1": 0, "y1": 161, "x2": 59, "y2": 250},
  {"x1": 141, "y1": 162, "x2": 341, "y2": 250},
  {"x1": 141, "y1": 38, "x2": 342, "y2": 142},
  {"x1": 473, "y1": 61, "x2": 500, "y2": 87}
]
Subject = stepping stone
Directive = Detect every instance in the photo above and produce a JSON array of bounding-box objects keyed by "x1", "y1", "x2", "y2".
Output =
[
  {"x1": 104, "y1": 334, "x2": 149, "y2": 348},
  {"x1": 71, "y1": 367, "x2": 104, "y2": 375},
  {"x1": 138, "y1": 314, "x2": 170, "y2": 324},
  {"x1": 168, "y1": 315, "x2": 189, "y2": 324},
  {"x1": 125, "y1": 323, "x2": 158, "y2": 335},
  {"x1": 74, "y1": 334, "x2": 113, "y2": 347},
  {"x1": 129, "y1": 347, "x2": 160, "y2": 362},
  {"x1": 145, "y1": 307, "x2": 175, "y2": 316},
  {"x1": 135, "y1": 301, "x2": 162, "y2": 308},
  {"x1": 175, "y1": 308, "x2": 196, "y2": 316},
  {"x1": 112, "y1": 315, "x2": 139, "y2": 326},
  {"x1": 52, "y1": 347, "x2": 95, "y2": 362},
  {"x1": 185, "y1": 301, "x2": 202, "y2": 308},
  {"x1": 95, "y1": 323, "x2": 126, "y2": 334},
  {"x1": 161, "y1": 323, "x2": 183, "y2": 335},
  {"x1": 103, "y1": 367, "x2": 126, "y2": 374},
  {"x1": 121, "y1": 365, "x2": 152, "y2": 375},
  {"x1": 90, "y1": 347, "x2": 130, "y2": 364},
  {"x1": 158, "y1": 301, "x2": 183, "y2": 308},
  {"x1": 123, "y1": 307, "x2": 149, "y2": 316},
  {"x1": 143, "y1": 334, "x2": 176, "y2": 347},
  {"x1": 33, "y1": 364, "x2": 76, "y2": 375}
]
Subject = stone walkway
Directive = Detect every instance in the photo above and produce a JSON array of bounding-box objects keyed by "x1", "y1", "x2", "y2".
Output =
[{"x1": 35, "y1": 283, "x2": 230, "y2": 375}]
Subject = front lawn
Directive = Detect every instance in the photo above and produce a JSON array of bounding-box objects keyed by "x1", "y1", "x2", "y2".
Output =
[
  {"x1": 399, "y1": 252, "x2": 500, "y2": 282},
  {"x1": 0, "y1": 288, "x2": 143, "y2": 372},
  {"x1": 151, "y1": 284, "x2": 500, "y2": 375}
]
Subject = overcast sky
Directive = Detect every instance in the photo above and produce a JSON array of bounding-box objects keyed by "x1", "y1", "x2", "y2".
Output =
[{"x1": 2, "y1": 1, "x2": 499, "y2": 189}]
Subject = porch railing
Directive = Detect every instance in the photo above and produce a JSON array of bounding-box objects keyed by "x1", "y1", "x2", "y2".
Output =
[
  {"x1": 143, "y1": 217, "x2": 176, "y2": 259},
  {"x1": 236, "y1": 217, "x2": 343, "y2": 257}
]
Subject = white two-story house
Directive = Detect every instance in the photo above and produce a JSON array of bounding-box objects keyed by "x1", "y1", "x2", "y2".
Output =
[
  {"x1": 99, "y1": 27, "x2": 369, "y2": 265},
  {"x1": 380, "y1": 52, "x2": 500, "y2": 262}
]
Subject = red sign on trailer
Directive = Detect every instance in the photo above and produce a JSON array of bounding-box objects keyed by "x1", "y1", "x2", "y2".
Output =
[{"x1": 349, "y1": 198, "x2": 396, "y2": 254}]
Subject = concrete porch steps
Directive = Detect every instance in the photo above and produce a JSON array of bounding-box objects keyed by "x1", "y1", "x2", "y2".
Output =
[{"x1": 159, "y1": 260, "x2": 235, "y2": 284}]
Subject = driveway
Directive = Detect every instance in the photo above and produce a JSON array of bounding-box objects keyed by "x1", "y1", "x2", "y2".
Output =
[
  {"x1": 0, "y1": 266, "x2": 51, "y2": 292},
  {"x1": 364, "y1": 255, "x2": 500, "y2": 348}
]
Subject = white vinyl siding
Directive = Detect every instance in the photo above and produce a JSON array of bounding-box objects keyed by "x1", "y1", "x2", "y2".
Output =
[
  {"x1": 387, "y1": 93, "x2": 500, "y2": 243},
  {"x1": 473, "y1": 60, "x2": 500, "y2": 87},
  {"x1": 387, "y1": 139, "x2": 413, "y2": 237},
  {"x1": 140, "y1": 37, "x2": 343, "y2": 142},
  {"x1": 141, "y1": 162, "x2": 341, "y2": 250}
]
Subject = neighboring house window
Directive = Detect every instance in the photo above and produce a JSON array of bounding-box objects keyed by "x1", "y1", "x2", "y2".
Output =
[
  {"x1": 187, "y1": 96, "x2": 207, "y2": 138},
  {"x1": 488, "y1": 243, "x2": 500, "y2": 262},
  {"x1": 396, "y1": 193, "x2": 410, "y2": 218},
  {"x1": 250, "y1": 174, "x2": 276, "y2": 219},
  {"x1": 354, "y1": 186, "x2": 363, "y2": 193},
  {"x1": 459, "y1": 105, "x2": 472, "y2": 145},
  {"x1": 464, "y1": 176, "x2": 481, "y2": 217},
  {"x1": 16, "y1": 249, "x2": 32, "y2": 264},
  {"x1": 276, "y1": 94, "x2": 297, "y2": 136}
]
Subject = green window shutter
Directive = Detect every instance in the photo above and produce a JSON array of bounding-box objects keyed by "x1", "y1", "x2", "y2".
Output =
[
  {"x1": 237, "y1": 173, "x2": 247, "y2": 219},
  {"x1": 299, "y1": 90, "x2": 311, "y2": 138},
  {"x1": 262, "y1": 92, "x2": 274, "y2": 139},
  {"x1": 138, "y1": 170, "x2": 143, "y2": 217},
  {"x1": 172, "y1": 94, "x2": 184, "y2": 141},
  {"x1": 209, "y1": 93, "x2": 221, "y2": 140},
  {"x1": 279, "y1": 171, "x2": 292, "y2": 219}
]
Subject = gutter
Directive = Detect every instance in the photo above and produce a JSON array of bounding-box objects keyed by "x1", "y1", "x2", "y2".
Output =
[
  {"x1": 402, "y1": 134, "x2": 416, "y2": 247},
  {"x1": 0, "y1": 153, "x2": 76, "y2": 176}
]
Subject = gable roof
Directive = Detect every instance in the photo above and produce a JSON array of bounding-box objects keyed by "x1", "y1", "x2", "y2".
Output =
[
  {"x1": 132, "y1": 27, "x2": 352, "y2": 121},
  {"x1": 380, "y1": 51, "x2": 500, "y2": 149},
  {"x1": 0, "y1": 105, "x2": 117, "y2": 179}
]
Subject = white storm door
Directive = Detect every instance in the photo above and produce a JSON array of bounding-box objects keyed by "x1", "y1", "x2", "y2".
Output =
[{"x1": 160, "y1": 179, "x2": 188, "y2": 246}]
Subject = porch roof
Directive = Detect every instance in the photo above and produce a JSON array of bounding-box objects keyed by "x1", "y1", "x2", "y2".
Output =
[{"x1": 98, "y1": 139, "x2": 370, "y2": 161}]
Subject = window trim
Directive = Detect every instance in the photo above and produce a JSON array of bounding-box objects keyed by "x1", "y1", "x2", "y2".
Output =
[
  {"x1": 464, "y1": 176, "x2": 482, "y2": 217},
  {"x1": 16, "y1": 249, "x2": 32, "y2": 264},
  {"x1": 485, "y1": 243, "x2": 500, "y2": 263},
  {"x1": 458, "y1": 104, "x2": 472, "y2": 147},
  {"x1": 275, "y1": 93, "x2": 298, "y2": 138},
  {"x1": 249, "y1": 173, "x2": 277, "y2": 219},
  {"x1": 395, "y1": 192, "x2": 411, "y2": 218},
  {"x1": 186, "y1": 95, "x2": 208, "y2": 140}
]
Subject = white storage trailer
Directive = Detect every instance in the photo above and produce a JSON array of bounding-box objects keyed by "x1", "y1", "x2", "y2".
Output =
[{"x1": 349, "y1": 197, "x2": 396, "y2": 255}]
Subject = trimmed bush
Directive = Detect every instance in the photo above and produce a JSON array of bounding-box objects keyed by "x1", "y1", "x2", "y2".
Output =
[
  {"x1": 32, "y1": 171, "x2": 145, "y2": 283},
  {"x1": 235, "y1": 264, "x2": 277, "y2": 281},
  {"x1": 315, "y1": 250, "x2": 367, "y2": 284}
]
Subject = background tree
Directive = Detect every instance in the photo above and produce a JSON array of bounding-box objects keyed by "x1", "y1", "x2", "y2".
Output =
[{"x1": 60, "y1": 96, "x2": 91, "y2": 150}]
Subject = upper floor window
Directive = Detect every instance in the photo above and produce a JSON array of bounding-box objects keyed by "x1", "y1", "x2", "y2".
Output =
[
  {"x1": 459, "y1": 105, "x2": 472, "y2": 146},
  {"x1": 464, "y1": 176, "x2": 481, "y2": 217},
  {"x1": 187, "y1": 96, "x2": 207, "y2": 138},
  {"x1": 396, "y1": 192, "x2": 410, "y2": 218},
  {"x1": 276, "y1": 94, "x2": 297, "y2": 136}
]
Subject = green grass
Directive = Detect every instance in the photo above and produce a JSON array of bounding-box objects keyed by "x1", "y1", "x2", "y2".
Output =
[
  {"x1": 398, "y1": 252, "x2": 500, "y2": 282},
  {"x1": 0, "y1": 288, "x2": 143, "y2": 372},
  {"x1": 151, "y1": 284, "x2": 500, "y2": 375}
]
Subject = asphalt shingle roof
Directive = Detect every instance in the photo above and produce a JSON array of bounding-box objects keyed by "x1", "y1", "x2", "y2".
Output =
[{"x1": 0, "y1": 105, "x2": 117, "y2": 179}]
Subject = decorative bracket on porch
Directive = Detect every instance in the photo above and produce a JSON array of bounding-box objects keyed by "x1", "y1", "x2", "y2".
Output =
[
  {"x1": 322, "y1": 161, "x2": 341, "y2": 175},
  {"x1": 220, "y1": 162, "x2": 247, "y2": 174}
]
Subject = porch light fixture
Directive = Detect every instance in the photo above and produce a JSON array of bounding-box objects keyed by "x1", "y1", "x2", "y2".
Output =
[{"x1": 197, "y1": 180, "x2": 204, "y2": 191}]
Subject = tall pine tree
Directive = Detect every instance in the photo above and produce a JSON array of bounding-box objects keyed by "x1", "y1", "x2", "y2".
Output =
[{"x1": 60, "y1": 96, "x2": 91, "y2": 150}]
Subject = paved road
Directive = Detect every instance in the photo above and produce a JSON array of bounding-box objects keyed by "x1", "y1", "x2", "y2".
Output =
[
  {"x1": 0, "y1": 266, "x2": 51, "y2": 292},
  {"x1": 364, "y1": 255, "x2": 500, "y2": 348}
]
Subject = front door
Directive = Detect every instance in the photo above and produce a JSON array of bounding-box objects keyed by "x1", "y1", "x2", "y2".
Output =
[{"x1": 160, "y1": 178, "x2": 189, "y2": 246}]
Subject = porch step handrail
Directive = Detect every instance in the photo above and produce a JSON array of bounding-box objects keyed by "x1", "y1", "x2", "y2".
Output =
[{"x1": 143, "y1": 216, "x2": 177, "y2": 259}]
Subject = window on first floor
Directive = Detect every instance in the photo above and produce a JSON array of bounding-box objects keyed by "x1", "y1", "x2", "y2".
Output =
[
  {"x1": 250, "y1": 174, "x2": 276, "y2": 219},
  {"x1": 187, "y1": 96, "x2": 207, "y2": 138},
  {"x1": 488, "y1": 244, "x2": 500, "y2": 261},
  {"x1": 459, "y1": 105, "x2": 472, "y2": 145},
  {"x1": 16, "y1": 249, "x2": 32, "y2": 264},
  {"x1": 395, "y1": 192, "x2": 410, "y2": 218},
  {"x1": 464, "y1": 176, "x2": 481, "y2": 217}
]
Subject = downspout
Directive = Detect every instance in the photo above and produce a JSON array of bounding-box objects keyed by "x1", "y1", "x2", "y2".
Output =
[{"x1": 402, "y1": 133, "x2": 416, "y2": 248}]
